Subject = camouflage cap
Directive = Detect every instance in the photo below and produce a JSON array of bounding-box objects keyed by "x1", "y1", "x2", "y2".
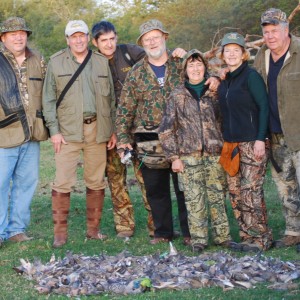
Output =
[
  {"x1": 261, "y1": 8, "x2": 287, "y2": 26},
  {"x1": 182, "y1": 49, "x2": 206, "y2": 68},
  {"x1": 221, "y1": 32, "x2": 245, "y2": 48},
  {"x1": 0, "y1": 17, "x2": 32, "y2": 37},
  {"x1": 136, "y1": 19, "x2": 169, "y2": 46}
]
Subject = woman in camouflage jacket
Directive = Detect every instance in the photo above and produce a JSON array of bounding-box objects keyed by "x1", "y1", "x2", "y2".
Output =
[{"x1": 159, "y1": 49, "x2": 234, "y2": 252}]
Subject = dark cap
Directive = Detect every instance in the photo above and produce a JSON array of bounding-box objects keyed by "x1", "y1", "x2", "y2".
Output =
[
  {"x1": 221, "y1": 32, "x2": 245, "y2": 48},
  {"x1": 136, "y1": 19, "x2": 169, "y2": 46},
  {"x1": 261, "y1": 8, "x2": 287, "y2": 26},
  {"x1": 0, "y1": 17, "x2": 32, "y2": 37}
]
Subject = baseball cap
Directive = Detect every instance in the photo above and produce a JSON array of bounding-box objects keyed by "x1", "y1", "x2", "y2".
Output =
[
  {"x1": 182, "y1": 49, "x2": 206, "y2": 68},
  {"x1": 0, "y1": 17, "x2": 32, "y2": 37},
  {"x1": 221, "y1": 32, "x2": 245, "y2": 48},
  {"x1": 136, "y1": 19, "x2": 169, "y2": 46},
  {"x1": 65, "y1": 20, "x2": 89, "y2": 37},
  {"x1": 261, "y1": 8, "x2": 287, "y2": 26}
]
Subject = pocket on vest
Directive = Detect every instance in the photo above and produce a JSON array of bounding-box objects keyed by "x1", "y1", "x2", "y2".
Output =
[{"x1": 0, "y1": 114, "x2": 25, "y2": 147}]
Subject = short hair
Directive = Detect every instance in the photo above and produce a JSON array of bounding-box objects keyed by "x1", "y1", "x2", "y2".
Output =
[
  {"x1": 183, "y1": 53, "x2": 208, "y2": 81},
  {"x1": 218, "y1": 45, "x2": 251, "y2": 62},
  {"x1": 91, "y1": 20, "x2": 116, "y2": 40}
]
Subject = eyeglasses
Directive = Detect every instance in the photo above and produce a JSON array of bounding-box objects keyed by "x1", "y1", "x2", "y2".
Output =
[{"x1": 142, "y1": 35, "x2": 164, "y2": 45}]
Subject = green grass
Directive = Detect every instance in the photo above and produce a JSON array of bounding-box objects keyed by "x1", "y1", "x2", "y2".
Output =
[{"x1": 0, "y1": 141, "x2": 299, "y2": 299}]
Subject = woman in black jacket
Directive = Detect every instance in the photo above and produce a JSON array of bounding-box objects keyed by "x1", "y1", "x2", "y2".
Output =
[{"x1": 218, "y1": 33, "x2": 273, "y2": 252}]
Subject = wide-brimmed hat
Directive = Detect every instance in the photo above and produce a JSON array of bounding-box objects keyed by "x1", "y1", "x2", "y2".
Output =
[
  {"x1": 261, "y1": 8, "x2": 287, "y2": 26},
  {"x1": 136, "y1": 19, "x2": 169, "y2": 46},
  {"x1": 221, "y1": 32, "x2": 245, "y2": 48},
  {"x1": 65, "y1": 20, "x2": 89, "y2": 37},
  {"x1": 0, "y1": 17, "x2": 32, "y2": 37}
]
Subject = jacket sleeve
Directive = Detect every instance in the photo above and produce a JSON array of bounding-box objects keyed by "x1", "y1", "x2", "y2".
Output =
[
  {"x1": 158, "y1": 93, "x2": 180, "y2": 161},
  {"x1": 42, "y1": 61, "x2": 60, "y2": 136},
  {"x1": 127, "y1": 44, "x2": 145, "y2": 64},
  {"x1": 115, "y1": 70, "x2": 138, "y2": 146},
  {"x1": 106, "y1": 60, "x2": 116, "y2": 129}
]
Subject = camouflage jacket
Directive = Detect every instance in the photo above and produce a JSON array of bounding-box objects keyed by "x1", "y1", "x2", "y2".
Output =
[
  {"x1": 115, "y1": 50, "x2": 183, "y2": 146},
  {"x1": 158, "y1": 83, "x2": 223, "y2": 161}
]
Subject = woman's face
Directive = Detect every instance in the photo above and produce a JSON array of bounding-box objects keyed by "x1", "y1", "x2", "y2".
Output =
[
  {"x1": 186, "y1": 58, "x2": 205, "y2": 84},
  {"x1": 223, "y1": 44, "x2": 244, "y2": 71}
]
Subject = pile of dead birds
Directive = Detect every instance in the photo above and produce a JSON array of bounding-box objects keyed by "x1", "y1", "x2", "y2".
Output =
[{"x1": 14, "y1": 244, "x2": 300, "y2": 296}]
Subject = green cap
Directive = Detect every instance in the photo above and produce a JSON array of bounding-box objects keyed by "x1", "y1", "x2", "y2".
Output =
[
  {"x1": 221, "y1": 32, "x2": 245, "y2": 47},
  {"x1": 136, "y1": 19, "x2": 169, "y2": 46},
  {"x1": 0, "y1": 17, "x2": 32, "y2": 37},
  {"x1": 261, "y1": 8, "x2": 287, "y2": 26}
]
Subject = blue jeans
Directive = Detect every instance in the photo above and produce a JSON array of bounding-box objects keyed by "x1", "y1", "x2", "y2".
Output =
[{"x1": 0, "y1": 141, "x2": 40, "y2": 240}]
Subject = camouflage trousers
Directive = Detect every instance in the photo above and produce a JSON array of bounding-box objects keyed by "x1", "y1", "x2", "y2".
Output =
[
  {"x1": 106, "y1": 148, "x2": 154, "y2": 235},
  {"x1": 178, "y1": 155, "x2": 230, "y2": 246},
  {"x1": 227, "y1": 141, "x2": 273, "y2": 250},
  {"x1": 271, "y1": 134, "x2": 300, "y2": 236}
]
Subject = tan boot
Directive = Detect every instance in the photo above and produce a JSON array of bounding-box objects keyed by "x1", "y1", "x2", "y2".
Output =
[
  {"x1": 52, "y1": 190, "x2": 70, "y2": 248},
  {"x1": 86, "y1": 188, "x2": 107, "y2": 240}
]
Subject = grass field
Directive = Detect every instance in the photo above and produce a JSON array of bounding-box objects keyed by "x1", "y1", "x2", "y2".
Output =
[{"x1": 0, "y1": 141, "x2": 299, "y2": 300}]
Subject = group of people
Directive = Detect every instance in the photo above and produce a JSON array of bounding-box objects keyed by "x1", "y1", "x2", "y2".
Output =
[{"x1": 0, "y1": 7, "x2": 299, "y2": 254}]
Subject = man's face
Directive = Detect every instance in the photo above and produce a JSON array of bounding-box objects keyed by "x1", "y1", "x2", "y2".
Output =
[
  {"x1": 141, "y1": 29, "x2": 166, "y2": 59},
  {"x1": 92, "y1": 31, "x2": 117, "y2": 59},
  {"x1": 262, "y1": 23, "x2": 289, "y2": 54},
  {"x1": 1, "y1": 30, "x2": 27, "y2": 56},
  {"x1": 66, "y1": 32, "x2": 89, "y2": 56}
]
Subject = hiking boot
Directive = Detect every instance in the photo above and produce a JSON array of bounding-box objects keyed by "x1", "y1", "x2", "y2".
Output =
[
  {"x1": 273, "y1": 235, "x2": 300, "y2": 248},
  {"x1": 9, "y1": 233, "x2": 33, "y2": 242},
  {"x1": 217, "y1": 240, "x2": 243, "y2": 251},
  {"x1": 191, "y1": 243, "x2": 206, "y2": 253},
  {"x1": 117, "y1": 231, "x2": 134, "y2": 238},
  {"x1": 240, "y1": 241, "x2": 262, "y2": 253}
]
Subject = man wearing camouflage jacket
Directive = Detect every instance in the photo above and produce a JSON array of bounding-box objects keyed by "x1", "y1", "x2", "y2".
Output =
[{"x1": 116, "y1": 20, "x2": 218, "y2": 244}]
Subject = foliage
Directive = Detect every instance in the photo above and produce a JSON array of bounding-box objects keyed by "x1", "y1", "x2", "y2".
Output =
[{"x1": 1, "y1": 0, "x2": 299, "y2": 59}]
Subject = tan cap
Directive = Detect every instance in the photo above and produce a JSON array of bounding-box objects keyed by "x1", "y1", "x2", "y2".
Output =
[{"x1": 65, "y1": 20, "x2": 89, "y2": 37}]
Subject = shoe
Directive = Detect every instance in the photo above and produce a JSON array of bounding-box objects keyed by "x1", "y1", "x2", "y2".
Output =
[
  {"x1": 117, "y1": 231, "x2": 134, "y2": 238},
  {"x1": 273, "y1": 235, "x2": 300, "y2": 248},
  {"x1": 240, "y1": 241, "x2": 262, "y2": 253},
  {"x1": 296, "y1": 243, "x2": 300, "y2": 253},
  {"x1": 173, "y1": 230, "x2": 181, "y2": 239},
  {"x1": 191, "y1": 243, "x2": 206, "y2": 253},
  {"x1": 9, "y1": 233, "x2": 33, "y2": 242},
  {"x1": 217, "y1": 240, "x2": 243, "y2": 251},
  {"x1": 150, "y1": 237, "x2": 171, "y2": 245},
  {"x1": 183, "y1": 237, "x2": 191, "y2": 246}
]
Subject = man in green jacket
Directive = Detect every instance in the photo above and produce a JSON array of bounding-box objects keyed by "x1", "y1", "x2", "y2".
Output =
[
  {"x1": 43, "y1": 20, "x2": 116, "y2": 248},
  {"x1": 0, "y1": 17, "x2": 48, "y2": 247},
  {"x1": 254, "y1": 8, "x2": 300, "y2": 251}
]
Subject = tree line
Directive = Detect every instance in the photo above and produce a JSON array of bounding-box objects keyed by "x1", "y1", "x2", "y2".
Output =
[{"x1": 0, "y1": 0, "x2": 299, "y2": 60}]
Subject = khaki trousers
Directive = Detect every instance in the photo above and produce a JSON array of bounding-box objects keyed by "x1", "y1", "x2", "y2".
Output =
[{"x1": 52, "y1": 122, "x2": 107, "y2": 193}]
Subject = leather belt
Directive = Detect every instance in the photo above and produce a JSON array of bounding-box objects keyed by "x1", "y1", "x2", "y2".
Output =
[{"x1": 83, "y1": 116, "x2": 97, "y2": 124}]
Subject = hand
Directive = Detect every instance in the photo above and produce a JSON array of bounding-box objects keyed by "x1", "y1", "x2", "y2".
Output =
[
  {"x1": 172, "y1": 48, "x2": 187, "y2": 58},
  {"x1": 219, "y1": 67, "x2": 229, "y2": 80},
  {"x1": 205, "y1": 76, "x2": 220, "y2": 92},
  {"x1": 253, "y1": 140, "x2": 265, "y2": 159},
  {"x1": 117, "y1": 143, "x2": 133, "y2": 158},
  {"x1": 50, "y1": 133, "x2": 67, "y2": 153},
  {"x1": 107, "y1": 133, "x2": 117, "y2": 150},
  {"x1": 172, "y1": 158, "x2": 184, "y2": 173}
]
